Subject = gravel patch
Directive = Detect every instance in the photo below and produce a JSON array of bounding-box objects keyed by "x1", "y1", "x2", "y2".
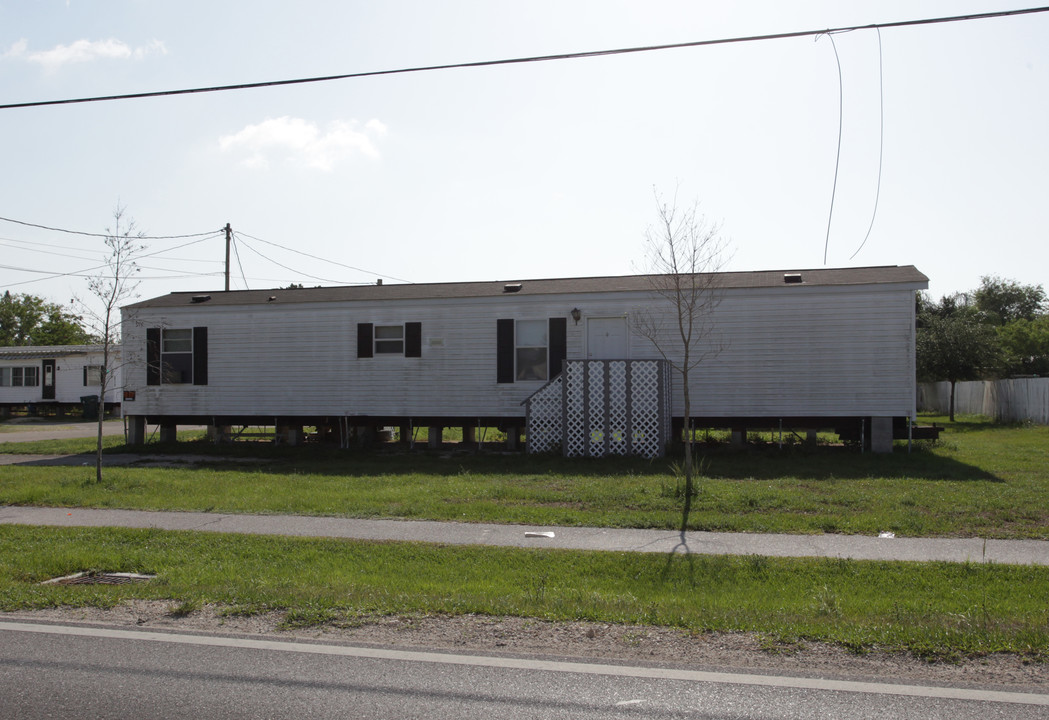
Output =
[{"x1": 4, "y1": 602, "x2": 1045, "y2": 692}]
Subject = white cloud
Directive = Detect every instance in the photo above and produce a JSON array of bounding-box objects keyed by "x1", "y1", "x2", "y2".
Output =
[
  {"x1": 219, "y1": 117, "x2": 388, "y2": 171},
  {"x1": 4, "y1": 38, "x2": 167, "y2": 70},
  {"x1": 3, "y1": 39, "x2": 28, "y2": 59}
]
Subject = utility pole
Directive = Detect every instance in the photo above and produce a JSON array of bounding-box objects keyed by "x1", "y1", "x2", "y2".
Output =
[{"x1": 224, "y1": 223, "x2": 232, "y2": 292}]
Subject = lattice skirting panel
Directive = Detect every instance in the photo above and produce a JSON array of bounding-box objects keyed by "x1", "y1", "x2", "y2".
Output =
[{"x1": 526, "y1": 359, "x2": 671, "y2": 458}]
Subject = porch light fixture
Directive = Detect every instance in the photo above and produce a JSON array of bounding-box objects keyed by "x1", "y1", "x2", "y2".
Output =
[{"x1": 570, "y1": 308, "x2": 581, "y2": 324}]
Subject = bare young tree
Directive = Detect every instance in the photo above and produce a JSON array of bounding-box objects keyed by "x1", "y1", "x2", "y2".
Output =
[
  {"x1": 74, "y1": 206, "x2": 143, "y2": 483},
  {"x1": 633, "y1": 191, "x2": 730, "y2": 520}
]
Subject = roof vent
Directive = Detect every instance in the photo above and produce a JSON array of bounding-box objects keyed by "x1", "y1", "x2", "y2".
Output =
[
  {"x1": 783, "y1": 273, "x2": 803, "y2": 284},
  {"x1": 503, "y1": 283, "x2": 522, "y2": 293},
  {"x1": 267, "y1": 296, "x2": 277, "y2": 302},
  {"x1": 190, "y1": 294, "x2": 212, "y2": 303}
]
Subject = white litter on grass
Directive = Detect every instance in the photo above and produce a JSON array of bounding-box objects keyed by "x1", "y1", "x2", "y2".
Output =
[
  {"x1": 525, "y1": 531, "x2": 555, "y2": 539},
  {"x1": 878, "y1": 531, "x2": 896, "y2": 539}
]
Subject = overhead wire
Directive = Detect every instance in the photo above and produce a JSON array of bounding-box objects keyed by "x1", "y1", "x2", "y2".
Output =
[
  {"x1": 233, "y1": 234, "x2": 349, "y2": 285},
  {"x1": 0, "y1": 214, "x2": 219, "y2": 240},
  {"x1": 2, "y1": 232, "x2": 227, "y2": 289},
  {"x1": 850, "y1": 27, "x2": 885, "y2": 260},
  {"x1": 1, "y1": 6, "x2": 1046, "y2": 111},
  {"x1": 819, "y1": 31, "x2": 845, "y2": 266},
  {"x1": 236, "y1": 231, "x2": 412, "y2": 284},
  {"x1": 230, "y1": 232, "x2": 249, "y2": 289}
]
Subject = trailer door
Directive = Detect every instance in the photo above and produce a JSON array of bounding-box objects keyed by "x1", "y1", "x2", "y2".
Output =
[
  {"x1": 42, "y1": 359, "x2": 56, "y2": 400},
  {"x1": 586, "y1": 317, "x2": 629, "y2": 359}
]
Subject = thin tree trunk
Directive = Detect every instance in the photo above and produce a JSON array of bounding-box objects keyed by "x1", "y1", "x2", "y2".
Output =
[
  {"x1": 949, "y1": 380, "x2": 957, "y2": 422},
  {"x1": 680, "y1": 372, "x2": 693, "y2": 532}
]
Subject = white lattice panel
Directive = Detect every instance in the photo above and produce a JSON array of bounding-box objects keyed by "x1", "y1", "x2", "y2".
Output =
[
  {"x1": 608, "y1": 361, "x2": 628, "y2": 455},
  {"x1": 527, "y1": 359, "x2": 668, "y2": 458},
  {"x1": 630, "y1": 361, "x2": 663, "y2": 458},
  {"x1": 587, "y1": 363, "x2": 606, "y2": 456},
  {"x1": 564, "y1": 361, "x2": 587, "y2": 456},
  {"x1": 525, "y1": 377, "x2": 562, "y2": 453}
]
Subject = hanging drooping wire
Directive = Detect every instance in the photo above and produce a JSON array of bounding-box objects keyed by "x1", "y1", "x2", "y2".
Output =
[
  {"x1": 850, "y1": 27, "x2": 885, "y2": 260},
  {"x1": 230, "y1": 232, "x2": 249, "y2": 289},
  {"x1": 234, "y1": 233, "x2": 348, "y2": 285},
  {"x1": 820, "y1": 31, "x2": 845, "y2": 266}
]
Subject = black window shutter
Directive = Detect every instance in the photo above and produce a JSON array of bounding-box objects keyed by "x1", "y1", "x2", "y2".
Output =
[
  {"x1": 146, "y1": 328, "x2": 161, "y2": 386},
  {"x1": 496, "y1": 319, "x2": 514, "y2": 383},
  {"x1": 357, "y1": 323, "x2": 374, "y2": 358},
  {"x1": 549, "y1": 317, "x2": 567, "y2": 378},
  {"x1": 192, "y1": 327, "x2": 208, "y2": 386},
  {"x1": 83, "y1": 366, "x2": 88, "y2": 386},
  {"x1": 405, "y1": 322, "x2": 422, "y2": 358}
]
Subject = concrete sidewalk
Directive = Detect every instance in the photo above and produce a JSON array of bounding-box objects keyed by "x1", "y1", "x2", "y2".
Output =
[{"x1": 3, "y1": 505, "x2": 1047, "y2": 566}]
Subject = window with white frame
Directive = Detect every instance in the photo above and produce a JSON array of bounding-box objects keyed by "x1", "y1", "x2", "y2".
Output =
[
  {"x1": 374, "y1": 325, "x2": 405, "y2": 355},
  {"x1": 515, "y1": 319, "x2": 548, "y2": 381},
  {"x1": 161, "y1": 328, "x2": 193, "y2": 384},
  {"x1": 0, "y1": 366, "x2": 40, "y2": 387},
  {"x1": 84, "y1": 365, "x2": 105, "y2": 386}
]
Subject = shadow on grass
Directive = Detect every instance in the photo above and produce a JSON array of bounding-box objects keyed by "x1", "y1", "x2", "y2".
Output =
[{"x1": 2, "y1": 423, "x2": 1004, "y2": 483}]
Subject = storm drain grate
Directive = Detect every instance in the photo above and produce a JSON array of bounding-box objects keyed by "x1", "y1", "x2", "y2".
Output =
[{"x1": 41, "y1": 572, "x2": 156, "y2": 586}]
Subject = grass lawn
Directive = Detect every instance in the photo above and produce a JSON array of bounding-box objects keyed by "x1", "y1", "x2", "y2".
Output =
[
  {"x1": 2, "y1": 524, "x2": 1047, "y2": 660},
  {"x1": 1, "y1": 415, "x2": 1047, "y2": 539},
  {"x1": 2, "y1": 414, "x2": 1047, "y2": 659}
]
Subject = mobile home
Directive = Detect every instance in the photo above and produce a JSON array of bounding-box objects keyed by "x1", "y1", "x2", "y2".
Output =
[
  {"x1": 120, "y1": 265, "x2": 928, "y2": 454},
  {"x1": 0, "y1": 345, "x2": 121, "y2": 417}
]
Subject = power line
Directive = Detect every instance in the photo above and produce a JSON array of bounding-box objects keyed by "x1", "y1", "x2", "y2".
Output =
[
  {"x1": 236, "y1": 231, "x2": 412, "y2": 283},
  {"x1": 850, "y1": 27, "x2": 886, "y2": 261},
  {"x1": 230, "y1": 233, "x2": 249, "y2": 289},
  {"x1": 820, "y1": 32, "x2": 844, "y2": 266},
  {"x1": 234, "y1": 235, "x2": 348, "y2": 285},
  {"x1": 0, "y1": 214, "x2": 220, "y2": 240},
  {"x1": 3, "y1": 6, "x2": 1046, "y2": 111}
]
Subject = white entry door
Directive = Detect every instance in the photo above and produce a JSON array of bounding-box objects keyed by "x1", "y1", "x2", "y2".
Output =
[{"x1": 587, "y1": 317, "x2": 629, "y2": 359}]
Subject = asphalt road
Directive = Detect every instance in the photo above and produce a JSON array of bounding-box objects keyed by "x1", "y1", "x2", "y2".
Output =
[
  {"x1": 0, "y1": 419, "x2": 128, "y2": 444},
  {"x1": 2, "y1": 621, "x2": 1046, "y2": 720}
]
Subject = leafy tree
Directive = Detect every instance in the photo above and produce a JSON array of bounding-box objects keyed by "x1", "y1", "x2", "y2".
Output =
[
  {"x1": 915, "y1": 291, "x2": 977, "y2": 325},
  {"x1": 973, "y1": 275, "x2": 1046, "y2": 326},
  {"x1": 997, "y1": 316, "x2": 1049, "y2": 377},
  {"x1": 0, "y1": 291, "x2": 93, "y2": 346},
  {"x1": 916, "y1": 315, "x2": 1000, "y2": 421}
]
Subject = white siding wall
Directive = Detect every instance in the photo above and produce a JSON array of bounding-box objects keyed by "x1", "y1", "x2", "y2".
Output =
[{"x1": 121, "y1": 281, "x2": 919, "y2": 420}]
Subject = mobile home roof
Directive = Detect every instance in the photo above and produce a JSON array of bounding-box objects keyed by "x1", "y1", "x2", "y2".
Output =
[{"x1": 124, "y1": 265, "x2": 928, "y2": 310}]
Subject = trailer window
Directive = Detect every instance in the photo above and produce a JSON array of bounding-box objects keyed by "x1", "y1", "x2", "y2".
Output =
[
  {"x1": 374, "y1": 325, "x2": 405, "y2": 355},
  {"x1": 161, "y1": 329, "x2": 193, "y2": 383},
  {"x1": 516, "y1": 320, "x2": 548, "y2": 381},
  {"x1": 1, "y1": 366, "x2": 40, "y2": 387}
]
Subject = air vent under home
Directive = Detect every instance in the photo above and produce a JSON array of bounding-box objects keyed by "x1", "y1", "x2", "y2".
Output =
[
  {"x1": 190, "y1": 294, "x2": 212, "y2": 303},
  {"x1": 783, "y1": 274, "x2": 803, "y2": 284},
  {"x1": 503, "y1": 283, "x2": 522, "y2": 293}
]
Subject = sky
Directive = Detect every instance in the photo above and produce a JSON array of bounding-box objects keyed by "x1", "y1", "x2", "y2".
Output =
[{"x1": 1, "y1": 1, "x2": 1047, "y2": 325}]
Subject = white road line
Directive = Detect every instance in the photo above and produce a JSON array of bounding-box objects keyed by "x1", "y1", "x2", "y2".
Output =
[{"x1": 2, "y1": 620, "x2": 1047, "y2": 707}]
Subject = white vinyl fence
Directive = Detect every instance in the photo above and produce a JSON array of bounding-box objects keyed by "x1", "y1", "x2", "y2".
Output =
[{"x1": 917, "y1": 378, "x2": 1049, "y2": 424}]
